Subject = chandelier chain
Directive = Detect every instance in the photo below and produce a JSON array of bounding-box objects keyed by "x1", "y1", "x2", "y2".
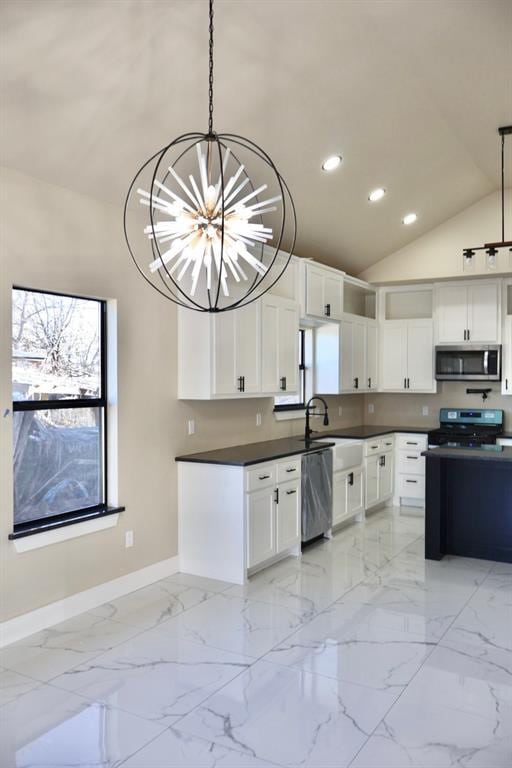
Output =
[{"x1": 208, "y1": 0, "x2": 214, "y2": 134}]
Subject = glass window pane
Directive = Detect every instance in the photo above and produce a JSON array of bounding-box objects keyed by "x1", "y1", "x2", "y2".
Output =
[
  {"x1": 13, "y1": 289, "x2": 102, "y2": 401},
  {"x1": 13, "y1": 407, "x2": 104, "y2": 525}
]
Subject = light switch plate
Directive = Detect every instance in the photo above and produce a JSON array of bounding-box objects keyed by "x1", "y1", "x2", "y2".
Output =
[
  {"x1": 368, "y1": 403, "x2": 375, "y2": 414},
  {"x1": 187, "y1": 419, "x2": 195, "y2": 435},
  {"x1": 256, "y1": 413, "x2": 262, "y2": 426},
  {"x1": 125, "y1": 530, "x2": 134, "y2": 548},
  {"x1": 422, "y1": 406, "x2": 429, "y2": 416}
]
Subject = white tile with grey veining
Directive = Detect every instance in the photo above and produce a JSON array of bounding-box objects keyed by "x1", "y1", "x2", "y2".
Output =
[
  {"x1": 441, "y1": 587, "x2": 512, "y2": 655},
  {"x1": 263, "y1": 599, "x2": 436, "y2": 689},
  {"x1": 152, "y1": 592, "x2": 307, "y2": 658},
  {"x1": 50, "y1": 630, "x2": 253, "y2": 726},
  {"x1": 351, "y1": 642, "x2": 512, "y2": 767},
  {"x1": 0, "y1": 612, "x2": 141, "y2": 683},
  {"x1": 165, "y1": 571, "x2": 234, "y2": 593},
  {"x1": 0, "y1": 666, "x2": 41, "y2": 707},
  {"x1": 121, "y1": 726, "x2": 280, "y2": 767},
  {"x1": 0, "y1": 682, "x2": 166, "y2": 768},
  {"x1": 89, "y1": 580, "x2": 215, "y2": 629},
  {"x1": 178, "y1": 659, "x2": 400, "y2": 768}
]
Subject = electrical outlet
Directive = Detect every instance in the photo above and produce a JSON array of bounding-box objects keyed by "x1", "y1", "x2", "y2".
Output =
[
  {"x1": 187, "y1": 419, "x2": 195, "y2": 436},
  {"x1": 368, "y1": 403, "x2": 375, "y2": 414},
  {"x1": 338, "y1": 406, "x2": 343, "y2": 416},
  {"x1": 125, "y1": 530, "x2": 134, "y2": 548},
  {"x1": 256, "y1": 413, "x2": 262, "y2": 426},
  {"x1": 422, "y1": 406, "x2": 429, "y2": 416}
]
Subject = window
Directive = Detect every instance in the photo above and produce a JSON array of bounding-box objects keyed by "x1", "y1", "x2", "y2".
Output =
[
  {"x1": 274, "y1": 329, "x2": 310, "y2": 411},
  {"x1": 11, "y1": 288, "x2": 119, "y2": 538}
]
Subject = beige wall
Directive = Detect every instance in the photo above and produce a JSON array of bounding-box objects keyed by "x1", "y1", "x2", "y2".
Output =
[
  {"x1": 365, "y1": 383, "x2": 512, "y2": 432},
  {"x1": 359, "y1": 189, "x2": 512, "y2": 284},
  {"x1": 0, "y1": 166, "x2": 363, "y2": 623}
]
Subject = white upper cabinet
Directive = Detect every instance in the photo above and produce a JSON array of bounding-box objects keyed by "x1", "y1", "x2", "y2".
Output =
[
  {"x1": 352, "y1": 318, "x2": 367, "y2": 392},
  {"x1": 380, "y1": 320, "x2": 435, "y2": 393},
  {"x1": 261, "y1": 295, "x2": 299, "y2": 394},
  {"x1": 435, "y1": 280, "x2": 501, "y2": 344},
  {"x1": 366, "y1": 320, "x2": 379, "y2": 391},
  {"x1": 214, "y1": 302, "x2": 261, "y2": 395},
  {"x1": 315, "y1": 314, "x2": 375, "y2": 394},
  {"x1": 303, "y1": 262, "x2": 344, "y2": 321}
]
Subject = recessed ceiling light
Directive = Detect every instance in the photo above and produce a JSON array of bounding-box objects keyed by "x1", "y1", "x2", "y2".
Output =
[
  {"x1": 402, "y1": 212, "x2": 418, "y2": 225},
  {"x1": 322, "y1": 155, "x2": 342, "y2": 172},
  {"x1": 368, "y1": 187, "x2": 386, "y2": 202}
]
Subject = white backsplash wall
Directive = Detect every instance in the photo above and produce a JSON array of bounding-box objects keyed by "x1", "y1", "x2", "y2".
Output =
[{"x1": 364, "y1": 382, "x2": 512, "y2": 431}]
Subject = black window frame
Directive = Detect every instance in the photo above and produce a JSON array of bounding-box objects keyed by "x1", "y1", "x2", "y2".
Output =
[
  {"x1": 273, "y1": 329, "x2": 306, "y2": 412},
  {"x1": 10, "y1": 286, "x2": 123, "y2": 540}
]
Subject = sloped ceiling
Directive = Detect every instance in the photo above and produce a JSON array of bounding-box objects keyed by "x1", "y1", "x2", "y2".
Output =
[{"x1": 1, "y1": 0, "x2": 511, "y2": 274}]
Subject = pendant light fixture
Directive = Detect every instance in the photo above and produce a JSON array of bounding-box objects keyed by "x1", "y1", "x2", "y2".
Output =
[
  {"x1": 463, "y1": 125, "x2": 512, "y2": 269},
  {"x1": 124, "y1": 0, "x2": 296, "y2": 312}
]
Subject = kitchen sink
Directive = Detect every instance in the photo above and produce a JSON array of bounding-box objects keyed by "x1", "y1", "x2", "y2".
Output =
[{"x1": 315, "y1": 438, "x2": 363, "y2": 471}]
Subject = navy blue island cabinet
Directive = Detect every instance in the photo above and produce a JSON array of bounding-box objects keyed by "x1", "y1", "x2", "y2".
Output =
[{"x1": 424, "y1": 447, "x2": 512, "y2": 564}]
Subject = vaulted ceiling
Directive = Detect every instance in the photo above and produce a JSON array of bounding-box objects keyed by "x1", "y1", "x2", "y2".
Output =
[{"x1": 1, "y1": 0, "x2": 511, "y2": 274}]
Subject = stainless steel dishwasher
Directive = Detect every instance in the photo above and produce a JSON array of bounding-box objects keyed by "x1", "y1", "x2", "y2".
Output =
[{"x1": 301, "y1": 448, "x2": 333, "y2": 543}]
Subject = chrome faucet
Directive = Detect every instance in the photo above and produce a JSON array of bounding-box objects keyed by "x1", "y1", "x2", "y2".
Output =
[{"x1": 304, "y1": 396, "x2": 329, "y2": 442}]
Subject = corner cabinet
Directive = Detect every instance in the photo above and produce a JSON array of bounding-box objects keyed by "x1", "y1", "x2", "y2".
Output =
[
  {"x1": 178, "y1": 295, "x2": 299, "y2": 399},
  {"x1": 435, "y1": 280, "x2": 501, "y2": 344},
  {"x1": 380, "y1": 320, "x2": 436, "y2": 393}
]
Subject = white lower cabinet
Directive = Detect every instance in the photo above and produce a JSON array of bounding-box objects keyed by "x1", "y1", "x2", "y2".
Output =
[
  {"x1": 364, "y1": 435, "x2": 394, "y2": 510},
  {"x1": 333, "y1": 466, "x2": 364, "y2": 528},
  {"x1": 246, "y1": 488, "x2": 276, "y2": 569},
  {"x1": 394, "y1": 433, "x2": 427, "y2": 508},
  {"x1": 245, "y1": 462, "x2": 301, "y2": 572}
]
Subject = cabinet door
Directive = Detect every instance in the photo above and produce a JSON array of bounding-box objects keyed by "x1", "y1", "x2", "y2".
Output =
[
  {"x1": 306, "y1": 265, "x2": 326, "y2": 317},
  {"x1": 279, "y1": 300, "x2": 299, "y2": 393},
  {"x1": 246, "y1": 489, "x2": 276, "y2": 569},
  {"x1": 365, "y1": 455, "x2": 379, "y2": 509},
  {"x1": 502, "y1": 317, "x2": 512, "y2": 395},
  {"x1": 276, "y1": 481, "x2": 300, "y2": 552},
  {"x1": 366, "y1": 321, "x2": 378, "y2": 391},
  {"x1": 468, "y1": 283, "x2": 500, "y2": 343},
  {"x1": 347, "y1": 467, "x2": 364, "y2": 517},
  {"x1": 380, "y1": 323, "x2": 407, "y2": 391},
  {"x1": 407, "y1": 321, "x2": 434, "y2": 391},
  {"x1": 352, "y1": 320, "x2": 367, "y2": 391},
  {"x1": 332, "y1": 470, "x2": 348, "y2": 527},
  {"x1": 378, "y1": 453, "x2": 393, "y2": 500},
  {"x1": 324, "y1": 274, "x2": 343, "y2": 320},
  {"x1": 340, "y1": 318, "x2": 354, "y2": 392},
  {"x1": 213, "y1": 312, "x2": 237, "y2": 395},
  {"x1": 261, "y1": 295, "x2": 280, "y2": 393},
  {"x1": 436, "y1": 284, "x2": 468, "y2": 343},
  {"x1": 235, "y1": 302, "x2": 261, "y2": 393}
]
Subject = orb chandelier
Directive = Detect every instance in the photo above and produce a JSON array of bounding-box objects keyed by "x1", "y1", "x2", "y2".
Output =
[{"x1": 124, "y1": 0, "x2": 296, "y2": 312}]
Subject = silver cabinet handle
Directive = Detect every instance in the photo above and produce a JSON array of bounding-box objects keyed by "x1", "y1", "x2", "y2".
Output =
[{"x1": 286, "y1": 489, "x2": 297, "y2": 495}]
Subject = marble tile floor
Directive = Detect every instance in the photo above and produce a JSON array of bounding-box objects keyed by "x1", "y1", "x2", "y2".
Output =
[{"x1": 1, "y1": 506, "x2": 511, "y2": 767}]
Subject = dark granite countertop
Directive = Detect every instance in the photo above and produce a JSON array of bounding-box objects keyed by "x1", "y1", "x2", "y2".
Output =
[
  {"x1": 423, "y1": 446, "x2": 512, "y2": 462},
  {"x1": 317, "y1": 425, "x2": 430, "y2": 439},
  {"x1": 175, "y1": 437, "x2": 335, "y2": 467}
]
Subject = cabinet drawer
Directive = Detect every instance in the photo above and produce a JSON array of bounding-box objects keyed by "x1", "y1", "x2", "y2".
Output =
[
  {"x1": 398, "y1": 451, "x2": 425, "y2": 475},
  {"x1": 397, "y1": 435, "x2": 428, "y2": 451},
  {"x1": 398, "y1": 474, "x2": 425, "y2": 499},
  {"x1": 246, "y1": 464, "x2": 276, "y2": 492},
  {"x1": 276, "y1": 458, "x2": 301, "y2": 484},
  {"x1": 381, "y1": 435, "x2": 395, "y2": 452},
  {"x1": 365, "y1": 440, "x2": 383, "y2": 456}
]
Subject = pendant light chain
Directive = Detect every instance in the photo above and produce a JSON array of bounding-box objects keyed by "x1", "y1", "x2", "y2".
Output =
[{"x1": 208, "y1": 0, "x2": 214, "y2": 135}]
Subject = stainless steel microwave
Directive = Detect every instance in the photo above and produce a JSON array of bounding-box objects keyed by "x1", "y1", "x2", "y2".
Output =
[{"x1": 435, "y1": 345, "x2": 501, "y2": 381}]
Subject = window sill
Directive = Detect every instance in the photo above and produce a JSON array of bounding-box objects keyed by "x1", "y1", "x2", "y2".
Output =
[
  {"x1": 273, "y1": 408, "x2": 306, "y2": 422},
  {"x1": 9, "y1": 506, "x2": 125, "y2": 552}
]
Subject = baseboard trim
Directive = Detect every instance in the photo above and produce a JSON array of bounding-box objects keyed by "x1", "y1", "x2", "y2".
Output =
[{"x1": 0, "y1": 555, "x2": 180, "y2": 648}]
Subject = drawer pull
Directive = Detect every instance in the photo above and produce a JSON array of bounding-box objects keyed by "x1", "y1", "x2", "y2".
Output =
[
  {"x1": 258, "y1": 474, "x2": 271, "y2": 480},
  {"x1": 370, "y1": 445, "x2": 379, "y2": 449},
  {"x1": 285, "y1": 468, "x2": 296, "y2": 473},
  {"x1": 406, "y1": 479, "x2": 418, "y2": 484},
  {"x1": 406, "y1": 456, "x2": 418, "y2": 460},
  {"x1": 286, "y1": 489, "x2": 297, "y2": 495},
  {"x1": 406, "y1": 441, "x2": 418, "y2": 446}
]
